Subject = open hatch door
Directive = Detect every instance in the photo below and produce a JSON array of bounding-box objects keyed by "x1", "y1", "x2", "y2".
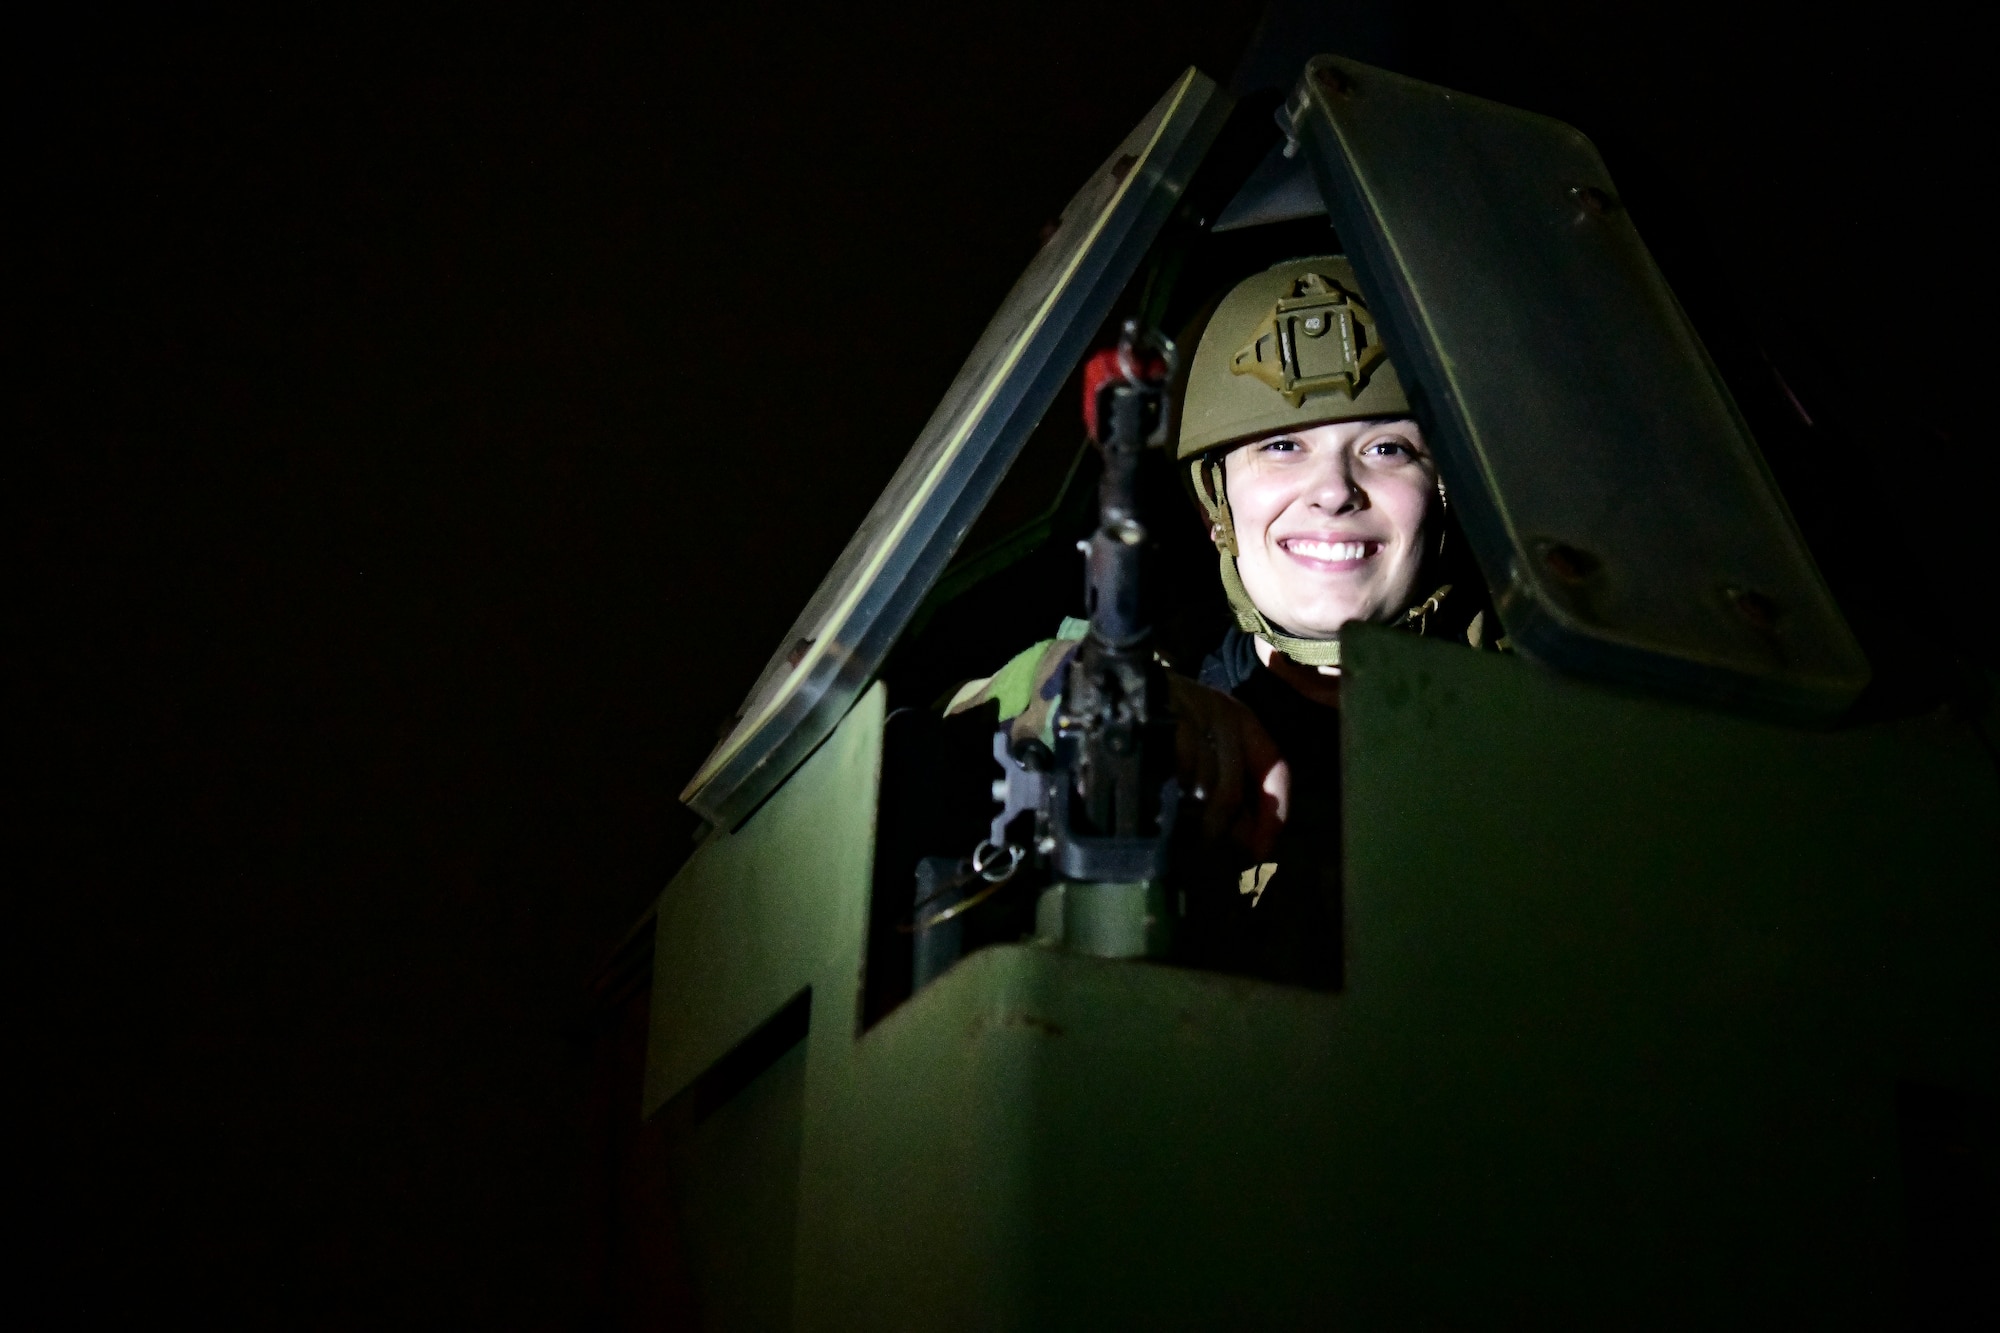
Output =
[{"x1": 1289, "y1": 55, "x2": 1869, "y2": 716}]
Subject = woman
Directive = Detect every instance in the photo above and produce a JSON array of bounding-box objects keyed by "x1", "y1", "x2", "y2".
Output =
[
  {"x1": 952, "y1": 256, "x2": 1491, "y2": 981},
  {"x1": 1171, "y1": 254, "x2": 1487, "y2": 835},
  {"x1": 1172, "y1": 256, "x2": 1494, "y2": 979}
]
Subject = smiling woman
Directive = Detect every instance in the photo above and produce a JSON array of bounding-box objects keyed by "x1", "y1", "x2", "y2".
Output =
[
  {"x1": 943, "y1": 254, "x2": 1499, "y2": 985},
  {"x1": 1147, "y1": 254, "x2": 1498, "y2": 978},
  {"x1": 1182, "y1": 255, "x2": 1482, "y2": 670},
  {"x1": 1223, "y1": 418, "x2": 1440, "y2": 640}
]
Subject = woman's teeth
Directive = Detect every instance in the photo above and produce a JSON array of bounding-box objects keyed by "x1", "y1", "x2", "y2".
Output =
[{"x1": 1287, "y1": 539, "x2": 1369, "y2": 562}]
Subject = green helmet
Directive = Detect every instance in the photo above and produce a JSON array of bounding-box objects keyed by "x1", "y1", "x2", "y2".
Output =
[
  {"x1": 1177, "y1": 256, "x2": 1413, "y2": 668},
  {"x1": 1177, "y1": 255, "x2": 1409, "y2": 461}
]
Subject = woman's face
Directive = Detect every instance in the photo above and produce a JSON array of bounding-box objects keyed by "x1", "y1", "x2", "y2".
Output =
[{"x1": 1220, "y1": 417, "x2": 1438, "y2": 638}]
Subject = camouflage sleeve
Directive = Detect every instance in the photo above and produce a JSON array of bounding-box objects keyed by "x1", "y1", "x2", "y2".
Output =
[{"x1": 943, "y1": 618, "x2": 1090, "y2": 746}]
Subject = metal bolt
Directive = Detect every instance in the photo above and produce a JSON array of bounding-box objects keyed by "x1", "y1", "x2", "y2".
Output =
[
  {"x1": 1542, "y1": 543, "x2": 1601, "y2": 584},
  {"x1": 1569, "y1": 185, "x2": 1619, "y2": 217},
  {"x1": 1728, "y1": 587, "x2": 1780, "y2": 631}
]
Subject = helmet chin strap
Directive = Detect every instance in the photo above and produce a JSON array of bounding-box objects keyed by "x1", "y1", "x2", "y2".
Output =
[
  {"x1": 1192, "y1": 456, "x2": 1450, "y2": 670},
  {"x1": 1192, "y1": 456, "x2": 1347, "y2": 669}
]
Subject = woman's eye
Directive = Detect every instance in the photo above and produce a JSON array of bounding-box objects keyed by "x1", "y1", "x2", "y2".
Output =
[
  {"x1": 1259, "y1": 437, "x2": 1303, "y2": 454},
  {"x1": 1363, "y1": 436, "x2": 1417, "y2": 460}
]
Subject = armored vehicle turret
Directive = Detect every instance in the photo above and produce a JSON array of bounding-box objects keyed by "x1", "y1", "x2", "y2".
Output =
[{"x1": 615, "y1": 47, "x2": 1998, "y2": 1332}]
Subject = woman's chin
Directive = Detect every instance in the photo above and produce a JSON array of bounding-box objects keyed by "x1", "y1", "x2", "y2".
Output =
[
  {"x1": 1241, "y1": 572, "x2": 1380, "y2": 637},
  {"x1": 1266, "y1": 606, "x2": 1360, "y2": 640}
]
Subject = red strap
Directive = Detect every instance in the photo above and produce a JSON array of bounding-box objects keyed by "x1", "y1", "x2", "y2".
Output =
[{"x1": 1081, "y1": 347, "x2": 1168, "y2": 443}]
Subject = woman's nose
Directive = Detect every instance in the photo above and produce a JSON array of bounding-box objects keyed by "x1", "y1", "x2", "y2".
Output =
[{"x1": 1307, "y1": 454, "x2": 1366, "y2": 512}]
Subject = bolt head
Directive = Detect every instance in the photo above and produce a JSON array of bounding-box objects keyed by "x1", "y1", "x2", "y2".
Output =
[
  {"x1": 1542, "y1": 543, "x2": 1601, "y2": 584},
  {"x1": 1569, "y1": 185, "x2": 1619, "y2": 216},
  {"x1": 1728, "y1": 587, "x2": 1781, "y2": 631}
]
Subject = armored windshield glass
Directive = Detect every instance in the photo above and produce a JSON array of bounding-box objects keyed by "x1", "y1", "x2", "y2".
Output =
[{"x1": 683, "y1": 68, "x2": 1232, "y2": 827}]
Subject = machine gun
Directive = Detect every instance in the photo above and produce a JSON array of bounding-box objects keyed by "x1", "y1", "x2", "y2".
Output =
[{"x1": 978, "y1": 321, "x2": 1183, "y2": 958}]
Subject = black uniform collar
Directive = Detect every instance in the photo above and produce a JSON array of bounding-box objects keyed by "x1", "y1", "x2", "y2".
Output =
[{"x1": 1197, "y1": 627, "x2": 1263, "y2": 694}]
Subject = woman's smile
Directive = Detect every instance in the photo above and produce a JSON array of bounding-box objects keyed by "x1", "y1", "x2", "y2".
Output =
[{"x1": 1276, "y1": 535, "x2": 1381, "y2": 571}]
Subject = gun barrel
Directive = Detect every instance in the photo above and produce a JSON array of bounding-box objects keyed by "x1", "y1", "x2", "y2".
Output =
[{"x1": 1084, "y1": 380, "x2": 1154, "y2": 651}]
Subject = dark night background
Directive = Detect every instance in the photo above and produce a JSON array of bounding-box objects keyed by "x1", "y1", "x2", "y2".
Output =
[{"x1": 15, "y1": 2, "x2": 1988, "y2": 1326}]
